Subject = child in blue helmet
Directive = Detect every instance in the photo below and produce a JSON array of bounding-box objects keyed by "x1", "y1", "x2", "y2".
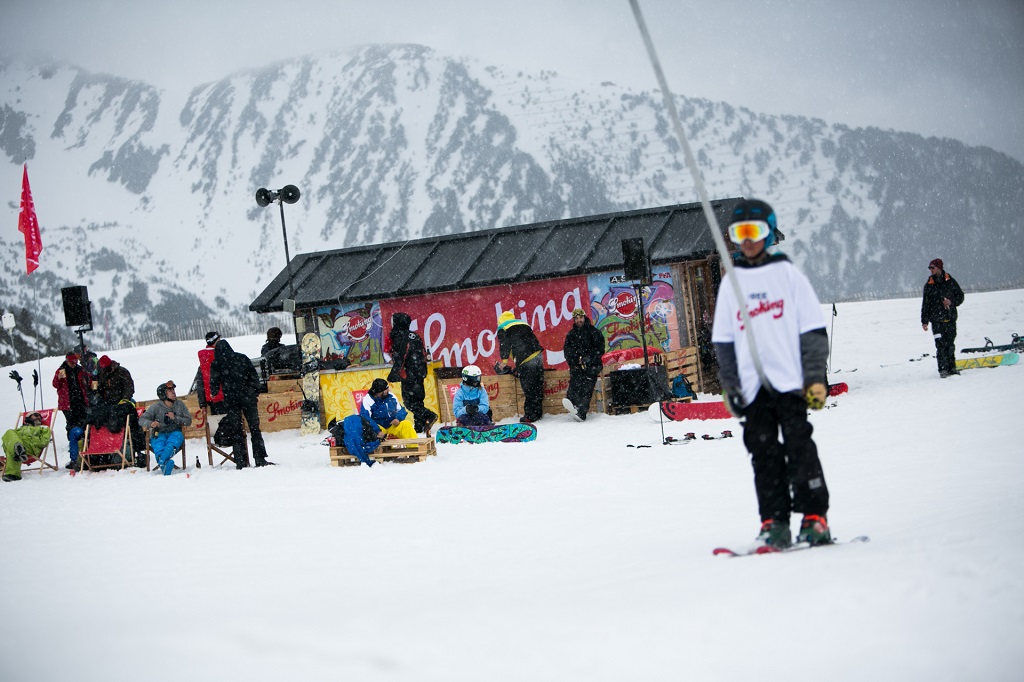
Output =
[{"x1": 711, "y1": 198, "x2": 832, "y2": 549}]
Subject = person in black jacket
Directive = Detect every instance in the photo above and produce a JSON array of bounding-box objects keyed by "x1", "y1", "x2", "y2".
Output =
[
  {"x1": 921, "y1": 258, "x2": 966, "y2": 378},
  {"x1": 210, "y1": 338, "x2": 272, "y2": 468},
  {"x1": 561, "y1": 308, "x2": 605, "y2": 421},
  {"x1": 496, "y1": 311, "x2": 545, "y2": 423},
  {"x1": 387, "y1": 312, "x2": 437, "y2": 436}
]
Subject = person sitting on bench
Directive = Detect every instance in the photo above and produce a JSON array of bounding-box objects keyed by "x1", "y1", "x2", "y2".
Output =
[
  {"x1": 452, "y1": 365, "x2": 493, "y2": 426},
  {"x1": 328, "y1": 415, "x2": 382, "y2": 467},
  {"x1": 359, "y1": 378, "x2": 418, "y2": 440}
]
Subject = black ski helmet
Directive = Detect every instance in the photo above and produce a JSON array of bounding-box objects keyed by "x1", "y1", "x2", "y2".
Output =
[
  {"x1": 156, "y1": 380, "x2": 176, "y2": 401},
  {"x1": 728, "y1": 199, "x2": 778, "y2": 248}
]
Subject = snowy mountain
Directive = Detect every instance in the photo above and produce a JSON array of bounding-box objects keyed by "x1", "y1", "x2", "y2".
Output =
[{"x1": 2, "y1": 45, "x2": 1022, "y2": 362}]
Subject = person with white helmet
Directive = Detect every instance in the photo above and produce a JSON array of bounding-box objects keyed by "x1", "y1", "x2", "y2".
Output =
[
  {"x1": 711, "y1": 198, "x2": 832, "y2": 550},
  {"x1": 452, "y1": 365, "x2": 493, "y2": 426}
]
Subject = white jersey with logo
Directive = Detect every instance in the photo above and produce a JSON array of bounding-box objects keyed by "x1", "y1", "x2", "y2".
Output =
[{"x1": 711, "y1": 258, "x2": 826, "y2": 404}]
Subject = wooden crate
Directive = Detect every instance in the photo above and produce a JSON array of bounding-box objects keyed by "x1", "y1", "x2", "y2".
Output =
[
  {"x1": 329, "y1": 438, "x2": 437, "y2": 466},
  {"x1": 266, "y1": 376, "x2": 301, "y2": 393}
]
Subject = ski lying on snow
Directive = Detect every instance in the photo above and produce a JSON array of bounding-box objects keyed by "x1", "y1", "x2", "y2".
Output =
[{"x1": 712, "y1": 535, "x2": 870, "y2": 557}]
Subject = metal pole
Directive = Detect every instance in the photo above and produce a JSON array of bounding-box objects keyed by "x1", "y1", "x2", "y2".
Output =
[
  {"x1": 279, "y1": 200, "x2": 296, "y2": 299},
  {"x1": 628, "y1": 0, "x2": 772, "y2": 392}
]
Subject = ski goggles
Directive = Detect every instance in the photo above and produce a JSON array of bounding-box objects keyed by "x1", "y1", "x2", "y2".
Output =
[{"x1": 728, "y1": 220, "x2": 771, "y2": 243}]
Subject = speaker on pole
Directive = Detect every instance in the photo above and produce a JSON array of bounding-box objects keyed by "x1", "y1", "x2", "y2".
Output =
[
  {"x1": 621, "y1": 238, "x2": 651, "y2": 283},
  {"x1": 61, "y1": 286, "x2": 92, "y2": 327}
]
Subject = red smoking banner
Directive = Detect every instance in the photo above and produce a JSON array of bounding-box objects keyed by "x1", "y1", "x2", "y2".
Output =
[{"x1": 382, "y1": 275, "x2": 589, "y2": 373}]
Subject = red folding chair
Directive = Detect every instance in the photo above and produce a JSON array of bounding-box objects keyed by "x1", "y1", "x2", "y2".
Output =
[
  {"x1": 0, "y1": 409, "x2": 61, "y2": 475},
  {"x1": 78, "y1": 416, "x2": 133, "y2": 472}
]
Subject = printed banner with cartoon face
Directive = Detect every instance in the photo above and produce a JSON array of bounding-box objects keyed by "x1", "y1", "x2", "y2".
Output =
[
  {"x1": 314, "y1": 302, "x2": 386, "y2": 367},
  {"x1": 585, "y1": 269, "x2": 678, "y2": 354}
]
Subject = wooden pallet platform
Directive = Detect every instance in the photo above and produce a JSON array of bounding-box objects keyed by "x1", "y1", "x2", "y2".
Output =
[{"x1": 329, "y1": 438, "x2": 437, "y2": 467}]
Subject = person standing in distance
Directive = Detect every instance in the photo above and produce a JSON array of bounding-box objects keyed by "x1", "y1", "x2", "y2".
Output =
[
  {"x1": 561, "y1": 308, "x2": 605, "y2": 422},
  {"x1": 711, "y1": 198, "x2": 831, "y2": 549},
  {"x1": 495, "y1": 311, "x2": 545, "y2": 424},
  {"x1": 387, "y1": 312, "x2": 437, "y2": 436},
  {"x1": 209, "y1": 337, "x2": 272, "y2": 468},
  {"x1": 920, "y1": 258, "x2": 965, "y2": 378}
]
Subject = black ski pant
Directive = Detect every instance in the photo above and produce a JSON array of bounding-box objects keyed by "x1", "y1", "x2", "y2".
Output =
[
  {"x1": 566, "y1": 369, "x2": 597, "y2": 415},
  {"x1": 400, "y1": 376, "x2": 436, "y2": 432},
  {"x1": 931, "y1": 320, "x2": 957, "y2": 375},
  {"x1": 226, "y1": 400, "x2": 268, "y2": 467},
  {"x1": 517, "y1": 356, "x2": 545, "y2": 422},
  {"x1": 741, "y1": 387, "x2": 829, "y2": 524}
]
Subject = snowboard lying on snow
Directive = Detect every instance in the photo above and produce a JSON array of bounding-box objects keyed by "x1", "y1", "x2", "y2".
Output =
[
  {"x1": 435, "y1": 423, "x2": 537, "y2": 444},
  {"x1": 954, "y1": 353, "x2": 1018, "y2": 371}
]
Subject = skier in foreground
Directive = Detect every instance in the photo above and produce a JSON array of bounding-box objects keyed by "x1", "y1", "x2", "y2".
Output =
[{"x1": 711, "y1": 199, "x2": 831, "y2": 548}]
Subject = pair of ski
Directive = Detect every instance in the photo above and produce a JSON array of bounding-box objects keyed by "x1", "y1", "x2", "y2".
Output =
[
  {"x1": 713, "y1": 535, "x2": 870, "y2": 557},
  {"x1": 628, "y1": 430, "x2": 732, "y2": 448}
]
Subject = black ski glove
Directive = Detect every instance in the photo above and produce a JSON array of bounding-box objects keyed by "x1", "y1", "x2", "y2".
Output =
[
  {"x1": 9, "y1": 370, "x2": 23, "y2": 385},
  {"x1": 32, "y1": 370, "x2": 39, "y2": 386},
  {"x1": 465, "y1": 403, "x2": 479, "y2": 415},
  {"x1": 722, "y1": 388, "x2": 746, "y2": 419}
]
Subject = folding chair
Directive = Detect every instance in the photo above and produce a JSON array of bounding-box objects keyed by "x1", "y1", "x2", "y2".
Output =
[
  {"x1": 78, "y1": 416, "x2": 133, "y2": 472},
  {"x1": 0, "y1": 409, "x2": 61, "y2": 475},
  {"x1": 138, "y1": 406, "x2": 188, "y2": 473},
  {"x1": 203, "y1": 408, "x2": 244, "y2": 467}
]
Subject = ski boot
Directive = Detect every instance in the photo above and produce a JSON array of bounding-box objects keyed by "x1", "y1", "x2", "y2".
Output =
[
  {"x1": 13, "y1": 443, "x2": 29, "y2": 463},
  {"x1": 755, "y1": 519, "x2": 791, "y2": 549},
  {"x1": 796, "y1": 515, "x2": 832, "y2": 546}
]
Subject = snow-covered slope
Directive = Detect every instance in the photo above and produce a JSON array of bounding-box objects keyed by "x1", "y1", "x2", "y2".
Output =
[{"x1": 1, "y1": 289, "x2": 1021, "y2": 681}]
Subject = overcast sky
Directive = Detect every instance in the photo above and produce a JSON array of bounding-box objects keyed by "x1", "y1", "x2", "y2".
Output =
[{"x1": 3, "y1": 0, "x2": 1022, "y2": 162}]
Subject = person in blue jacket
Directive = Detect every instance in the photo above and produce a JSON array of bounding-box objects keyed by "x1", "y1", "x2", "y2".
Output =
[
  {"x1": 328, "y1": 415, "x2": 381, "y2": 467},
  {"x1": 452, "y1": 365, "x2": 493, "y2": 426},
  {"x1": 359, "y1": 378, "x2": 418, "y2": 440}
]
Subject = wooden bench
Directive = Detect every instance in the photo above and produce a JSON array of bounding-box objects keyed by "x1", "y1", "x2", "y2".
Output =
[{"x1": 329, "y1": 438, "x2": 437, "y2": 467}]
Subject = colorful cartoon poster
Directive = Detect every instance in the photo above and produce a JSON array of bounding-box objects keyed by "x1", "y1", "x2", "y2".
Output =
[
  {"x1": 585, "y1": 269, "x2": 678, "y2": 354},
  {"x1": 381, "y1": 275, "x2": 589, "y2": 373},
  {"x1": 314, "y1": 302, "x2": 386, "y2": 367}
]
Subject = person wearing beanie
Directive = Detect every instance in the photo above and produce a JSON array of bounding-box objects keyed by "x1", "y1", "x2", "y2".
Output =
[
  {"x1": 194, "y1": 331, "x2": 226, "y2": 415},
  {"x1": 711, "y1": 198, "x2": 832, "y2": 550},
  {"x1": 386, "y1": 312, "x2": 438, "y2": 436},
  {"x1": 358, "y1": 378, "x2": 418, "y2": 440},
  {"x1": 495, "y1": 310, "x2": 545, "y2": 424},
  {"x1": 51, "y1": 351, "x2": 91, "y2": 467},
  {"x1": 561, "y1": 308, "x2": 605, "y2": 422},
  {"x1": 97, "y1": 355, "x2": 135, "y2": 406},
  {"x1": 921, "y1": 258, "x2": 965, "y2": 378},
  {"x1": 209, "y1": 337, "x2": 273, "y2": 468}
]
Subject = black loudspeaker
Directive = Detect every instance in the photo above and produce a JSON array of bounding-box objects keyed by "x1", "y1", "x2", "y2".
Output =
[
  {"x1": 61, "y1": 286, "x2": 92, "y2": 327},
  {"x1": 621, "y1": 238, "x2": 650, "y2": 282},
  {"x1": 608, "y1": 366, "x2": 670, "y2": 407}
]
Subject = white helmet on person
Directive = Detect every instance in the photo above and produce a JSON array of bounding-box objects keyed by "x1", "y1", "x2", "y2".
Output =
[{"x1": 462, "y1": 365, "x2": 482, "y2": 386}]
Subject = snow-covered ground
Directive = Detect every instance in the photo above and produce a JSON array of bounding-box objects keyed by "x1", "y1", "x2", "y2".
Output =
[{"x1": 1, "y1": 290, "x2": 1021, "y2": 682}]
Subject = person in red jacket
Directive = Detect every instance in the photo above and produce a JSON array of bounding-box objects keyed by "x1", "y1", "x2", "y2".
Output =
[{"x1": 52, "y1": 352, "x2": 91, "y2": 447}]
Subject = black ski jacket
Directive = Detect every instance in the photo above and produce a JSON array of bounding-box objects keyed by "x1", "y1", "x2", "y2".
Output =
[
  {"x1": 921, "y1": 272, "x2": 965, "y2": 326},
  {"x1": 388, "y1": 312, "x2": 429, "y2": 381},
  {"x1": 563, "y1": 319, "x2": 605, "y2": 378},
  {"x1": 210, "y1": 339, "x2": 261, "y2": 407}
]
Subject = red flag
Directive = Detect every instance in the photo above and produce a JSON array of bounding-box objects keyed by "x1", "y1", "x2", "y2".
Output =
[{"x1": 18, "y1": 164, "x2": 42, "y2": 274}]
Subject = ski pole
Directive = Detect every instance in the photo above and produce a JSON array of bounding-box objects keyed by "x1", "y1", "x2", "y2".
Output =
[
  {"x1": 828, "y1": 303, "x2": 837, "y2": 373},
  {"x1": 9, "y1": 370, "x2": 27, "y2": 412},
  {"x1": 628, "y1": 0, "x2": 772, "y2": 394}
]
